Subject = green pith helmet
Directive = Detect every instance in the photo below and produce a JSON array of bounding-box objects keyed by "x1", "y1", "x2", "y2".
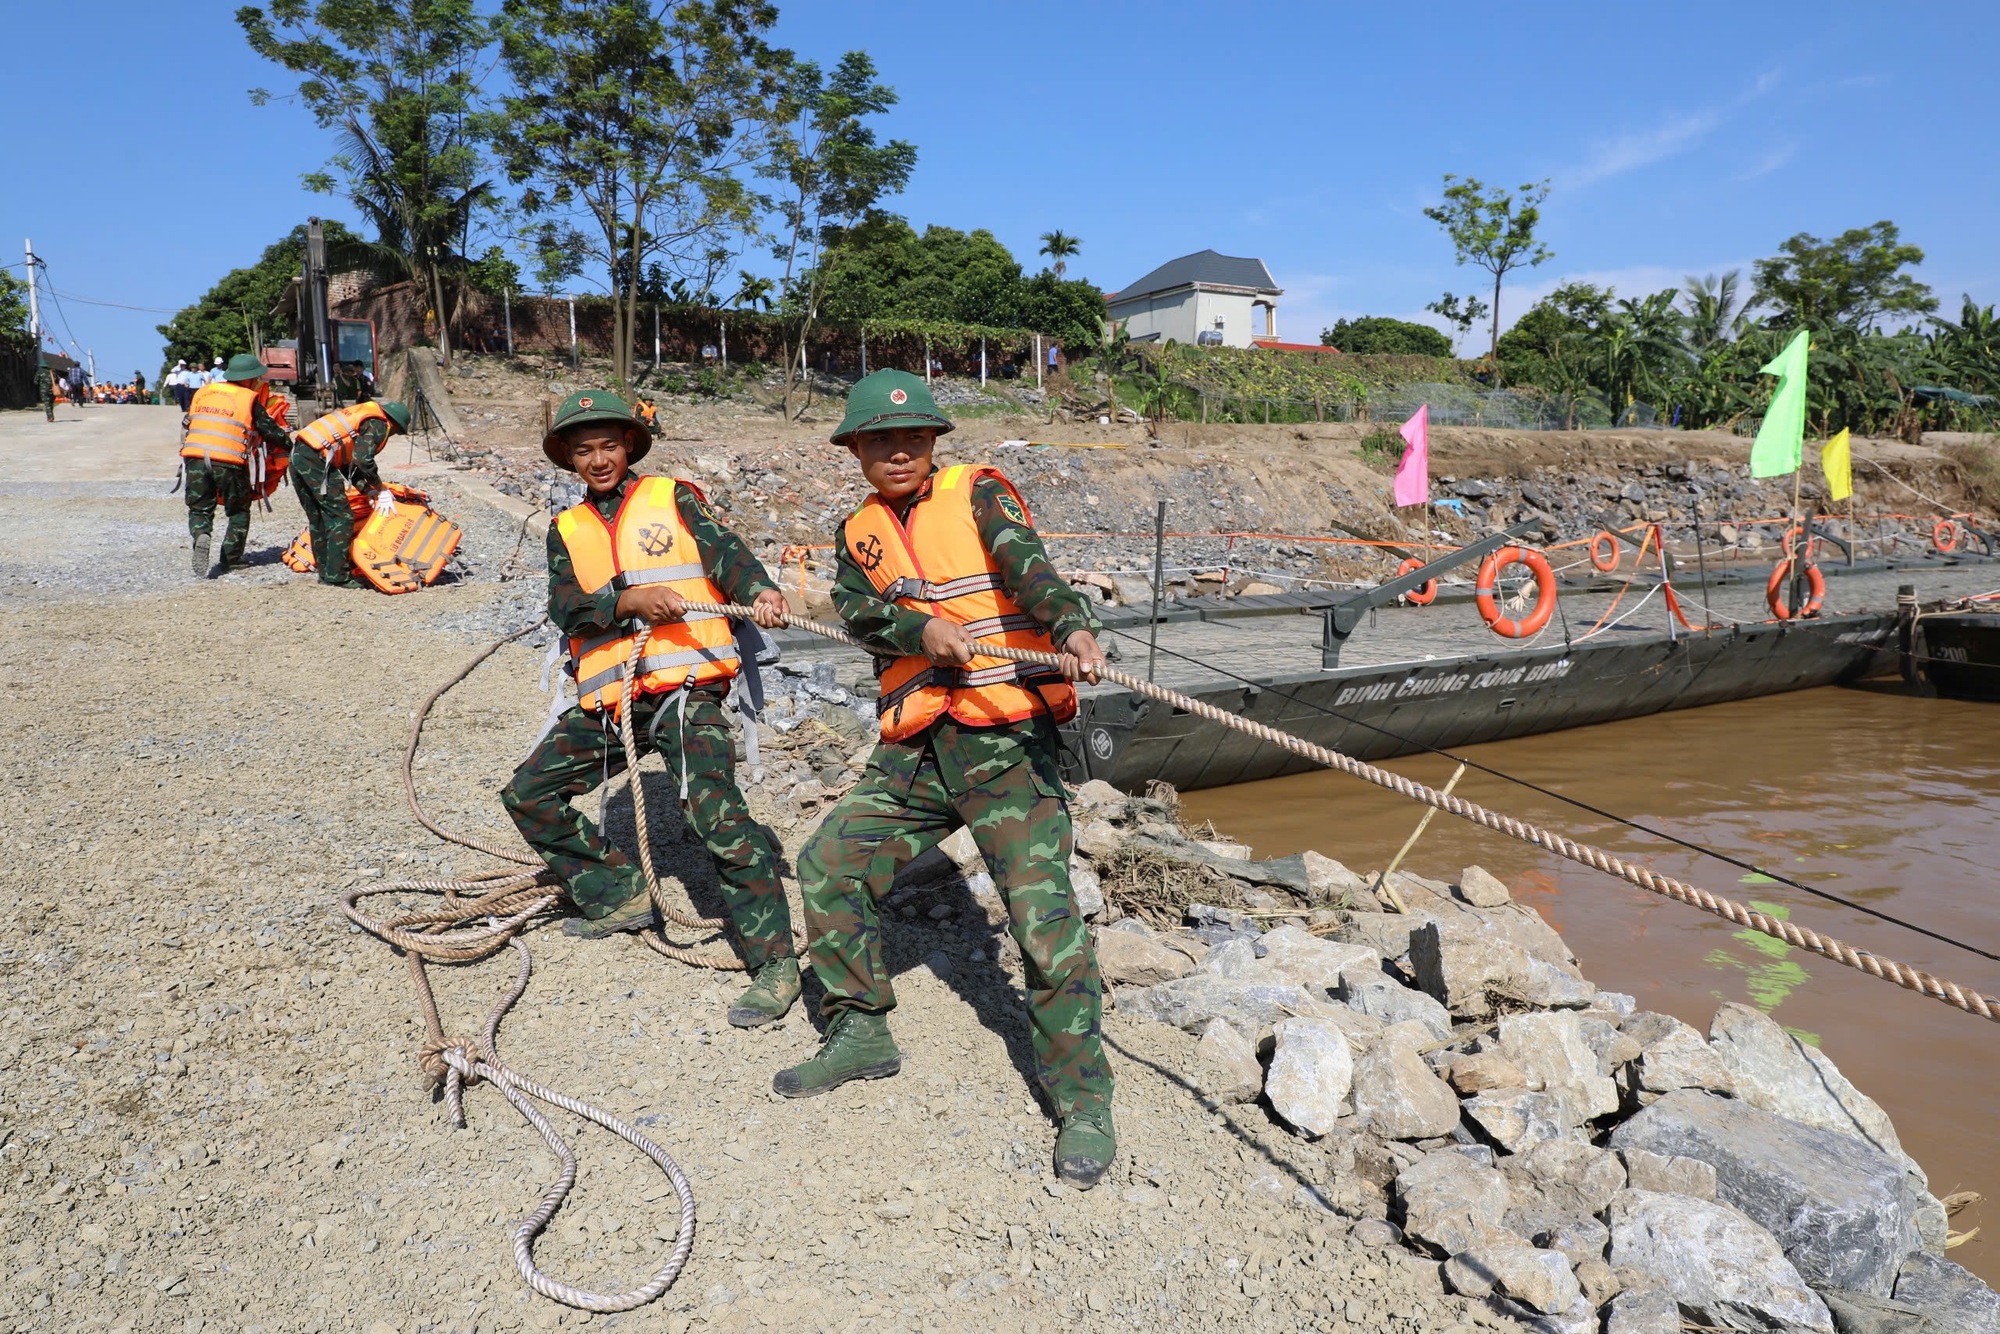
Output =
[
  {"x1": 378, "y1": 400, "x2": 412, "y2": 432},
  {"x1": 830, "y1": 369, "x2": 954, "y2": 446},
  {"x1": 542, "y1": 389, "x2": 649, "y2": 470},
  {"x1": 223, "y1": 353, "x2": 269, "y2": 383}
]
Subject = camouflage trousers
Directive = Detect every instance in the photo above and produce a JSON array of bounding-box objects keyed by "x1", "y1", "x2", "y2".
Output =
[
  {"x1": 183, "y1": 458, "x2": 251, "y2": 564},
  {"x1": 288, "y1": 448, "x2": 357, "y2": 587},
  {"x1": 41, "y1": 388, "x2": 55, "y2": 421},
  {"x1": 798, "y1": 739, "x2": 1113, "y2": 1119},
  {"x1": 502, "y1": 686, "x2": 794, "y2": 970}
]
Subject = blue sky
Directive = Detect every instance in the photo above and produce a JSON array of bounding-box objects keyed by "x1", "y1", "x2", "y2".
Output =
[{"x1": 6, "y1": 1, "x2": 1997, "y2": 375}]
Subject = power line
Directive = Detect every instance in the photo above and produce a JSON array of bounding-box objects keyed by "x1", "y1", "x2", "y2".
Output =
[
  {"x1": 1101, "y1": 622, "x2": 2000, "y2": 965},
  {"x1": 48, "y1": 286, "x2": 180, "y2": 315}
]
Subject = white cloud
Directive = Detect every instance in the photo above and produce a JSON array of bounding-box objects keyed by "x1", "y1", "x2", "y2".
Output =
[
  {"x1": 1737, "y1": 142, "x2": 1798, "y2": 181},
  {"x1": 1559, "y1": 68, "x2": 1784, "y2": 189}
]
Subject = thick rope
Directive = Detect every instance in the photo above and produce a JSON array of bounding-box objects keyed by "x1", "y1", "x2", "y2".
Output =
[
  {"x1": 679, "y1": 600, "x2": 2000, "y2": 1026},
  {"x1": 341, "y1": 627, "x2": 706, "y2": 1312}
]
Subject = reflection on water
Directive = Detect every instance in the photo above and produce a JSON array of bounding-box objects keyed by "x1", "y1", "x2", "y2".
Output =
[{"x1": 1184, "y1": 684, "x2": 2000, "y2": 1282}]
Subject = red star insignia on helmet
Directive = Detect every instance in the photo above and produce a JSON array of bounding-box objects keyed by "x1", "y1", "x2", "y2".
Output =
[
  {"x1": 578, "y1": 395, "x2": 594, "y2": 408},
  {"x1": 889, "y1": 388, "x2": 908, "y2": 405}
]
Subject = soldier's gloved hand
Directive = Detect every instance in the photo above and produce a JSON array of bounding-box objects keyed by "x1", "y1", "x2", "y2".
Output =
[
  {"x1": 921, "y1": 616, "x2": 974, "y2": 669},
  {"x1": 617, "y1": 585, "x2": 688, "y2": 625},
  {"x1": 749, "y1": 588, "x2": 789, "y2": 629},
  {"x1": 1059, "y1": 630, "x2": 1106, "y2": 684}
]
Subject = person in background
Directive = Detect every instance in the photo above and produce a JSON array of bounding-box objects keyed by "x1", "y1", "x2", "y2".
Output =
[
  {"x1": 66, "y1": 363, "x2": 86, "y2": 406},
  {"x1": 35, "y1": 360, "x2": 55, "y2": 422},
  {"x1": 167, "y1": 361, "x2": 191, "y2": 411},
  {"x1": 133, "y1": 370, "x2": 147, "y2": 400}
]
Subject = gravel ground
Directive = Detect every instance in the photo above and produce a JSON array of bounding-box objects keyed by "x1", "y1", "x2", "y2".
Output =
[{"x1": 0, "y1": 408, "x2": 1518, "y2": 1334}]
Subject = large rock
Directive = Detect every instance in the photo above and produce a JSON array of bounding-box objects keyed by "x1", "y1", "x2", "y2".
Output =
[
  {"x1": 1350, "y1": 1024, "x2": 1460, "y2": 1139},
  {"x1": 1501, "y1": 1139, "x2": 1627, "y2": 1217},
  {"x1": 1263, "y1": 1018, "x2": 1352, "y2": 1136},
  {"x1": 1707, "y1": 1003, "x2": 1915, "y2": 1176},
  {"x1": 1462, "y1": 1090, "x2": 1583, "y2": 1152},
  {"x1": 1619, "y1": 1147, "x2": 1717, "y2": 1200},
  {"x1": 1069, "y1": 855, "x2": 1105, "y2": 919},
  {"x1": 1607, "y1": 1189, "x2": 1834, "y2": 1333},
  {"x1": 1338, "y1": 976, "x2": 1453, "y2": 1040},
  {"x1": 1602, "y1": 1288, "x2": 1680, "y2": 1334},
  {"x1": 1408, "y1": 921, "x2": 1595, "y2": 1018},
  {"x1": 1446, "y1": 1051, "x2": 1525, "y2": 1095},
  {"x1": 1254, "y1": 925, "x2": 1381, "y2": 995},
  {"x1": 1496, "y1": 1012, "x2": 1620, "y2": 1119},
  {"x1": 1456, "y1": 864, "x2": 1512, "y2": 907},
  {"x1": 1093, "y1": 928, "x2": 1195, "y2": 987},
  {"x1": 1893, "y1": 1251, "x2": 2000, "y2": 1333},
  {"x1": 1442, "y1": 1242, "x2": 1581, "y2": 1314},
  {"x1": 1192, "y1": 1016, "x2": 1261, "y2": 1105},
  {"x1": 1611, "y1": 1089, "x2": 1922, "y2": 1296},
  {"x1": 1621, "y1": 1010, "x2": 1735, "y2": 1096},
  {"x1": 1118, "y1": 973, "x2": 1334, "y2": 1033},
  {"x1": 1331, "y1": 909, "x2": 1429, "y2": 960},
  {"x1": 1392, "y1": 1149, "x2": 1513, "y2": 1256},
  {"x1": 1301, "y1": 850, "x2": 1367, "y2": 902}
]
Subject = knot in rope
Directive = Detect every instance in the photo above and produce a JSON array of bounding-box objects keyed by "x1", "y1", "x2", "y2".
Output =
[{"x1": 420, "y1": 1035, "x2": 490, "y2": 1086}]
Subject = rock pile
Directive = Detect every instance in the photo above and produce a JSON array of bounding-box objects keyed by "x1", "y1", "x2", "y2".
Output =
[{"x1": 1043, "y1": 785, "x2": 1997, "y2": 1334}]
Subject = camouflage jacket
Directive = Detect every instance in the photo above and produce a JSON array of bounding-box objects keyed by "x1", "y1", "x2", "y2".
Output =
[
  {"x1": 831, "y1": 471, "x2": 1100, "y2": 791},
  {"x1": 546, "y1": 474, "x2": 779, "y2": 639},
  {"x1": 340, "y1": 417, "x2": 390, "y2": 489}
]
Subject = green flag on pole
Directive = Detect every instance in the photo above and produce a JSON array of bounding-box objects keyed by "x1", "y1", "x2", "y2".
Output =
[{"x1": 1750, "y1": 328, "x2": 1811, "y2": 478}]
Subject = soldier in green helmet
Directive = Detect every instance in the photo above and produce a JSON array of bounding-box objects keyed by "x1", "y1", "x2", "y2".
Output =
[
  {"x1": 502, "y1": 390, "x2": 805, "y2": 1028},
  {"x1": 178, "y1": 353, "x2": 294, "y2": 576},
  {"x1": 772, "y1": 369, "x2": 1119, "y2": 1190},
  {"x1": 288, "y1": 397, "x2": 412, "y2": 587}
]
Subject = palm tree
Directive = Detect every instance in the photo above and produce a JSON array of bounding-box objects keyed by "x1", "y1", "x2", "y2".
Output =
[
  {"x1": 731, "y1": 271, "x2": 775, "y2": 312},
  {"x1": 1681, "y1": 271, "x2": 1746, "y2": 351},
  {"x1": 1039, "y1": 230, "x2": 1081, "y2": 278}
]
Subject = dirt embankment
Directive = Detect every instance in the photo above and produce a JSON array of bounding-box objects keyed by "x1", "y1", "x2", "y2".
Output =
[{"x1": 416, "y1": 354, "x2": 1994, "y2": 603}]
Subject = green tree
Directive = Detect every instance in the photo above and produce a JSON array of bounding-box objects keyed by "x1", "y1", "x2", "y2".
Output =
[
  {"x1": 1495, "y1": 282, "x2": 1610, "y2": 425},
  {"x1": 1752, "y1": 221, "x2": 1935, "y2": 333},
  {"x1": 464, "y1": 245, "x2": 521, "y2": 297},
  {"x1": 1423, "y1": 175, "x2": 1553, "y2": 366},
  {"x1": 488, "y1": 0, "x2": 791, "y2": 383},
  {"x1": 731, "y1": 270, "x2": 775, "y2": 310},
  {"x1": 1038, "y1": 230, "x2": 1080, "y2": 278},
  {"x1": 764, "y1": 49, "x2": 916, "y2": 417},
  {"x1": 157, "y1": 222, "x2": 375, "y2": 368},
  {"x1": 1425, "y1": 291, "x2": 1489, "y2": 354},
  {"x1": 239, "y1": 0, "x2": 492, "y2": 368},
  {"x1": 1681, "y1": 271, "x2": 1747, "y2": 350},
  {"x1": 1318, "y1": 316, "x2": 1452, "y2": 358},
  {"x1": 1931, "y1": 294, "x2": 2000, "y2": 397},
  {"x1": 0, "y1": 270, "x2": 32, "y2": 351}
]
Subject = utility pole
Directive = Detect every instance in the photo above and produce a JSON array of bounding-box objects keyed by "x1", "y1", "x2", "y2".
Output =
[{"x1": 23, "y1": 239, "x2": 41, "y2": 352}]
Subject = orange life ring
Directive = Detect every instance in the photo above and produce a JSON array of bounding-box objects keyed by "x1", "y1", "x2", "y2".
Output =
[
  {"x1": 1780, "y1": 525, "x2": 1819, "y2": 562},
  {"x1": 1395, "y1": 556, "x2": 1437, "y2": 605},
  {"x1": 1933, "y1": 518, "x2": 1963, "y2": 553},
  {"x1": 1589, "y1": 531, "x2": 1621, "y2": 572},
  {"x1": 1766, "y1": 559, "x2": 1826, "y2": 620},
  {"x1": 1476, "y1": 546, "x2": 1557, "y2": 638}
]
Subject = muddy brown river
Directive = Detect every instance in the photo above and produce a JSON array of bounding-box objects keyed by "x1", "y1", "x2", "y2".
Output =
[{"x1": 1184, "y1": 683, "x2": 2000, "y2": 1282}]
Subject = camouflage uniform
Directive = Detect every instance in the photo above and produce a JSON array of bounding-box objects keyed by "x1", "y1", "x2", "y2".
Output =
[
  {"x1": 288, "y1": 418, "x2": 389, "y2": 587},
  {"x1": 184, "y1": 398, "x2": 289, "y2": 568},
  {"x1": 35, "y1": 365, "x2": 55, "y2": 421},
  {"x1": 501, "y1": 477, "x2": 795, "y2": 966},
  {"x1": 799, "y1": 474, "x2": 1114, "y2": 1119}
]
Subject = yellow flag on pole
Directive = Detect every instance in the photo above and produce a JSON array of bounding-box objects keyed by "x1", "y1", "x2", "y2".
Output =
[{"x1": 1821, "y1": 428, "x2": 1853, "y2": 501}]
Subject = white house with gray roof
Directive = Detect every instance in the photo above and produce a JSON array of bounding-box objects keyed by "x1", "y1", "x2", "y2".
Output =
[{"x1": 1104, "y1": 250, "x2": 1281, "y2": 348}]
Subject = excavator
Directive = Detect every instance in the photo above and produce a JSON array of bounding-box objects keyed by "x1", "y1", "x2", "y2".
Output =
[{"x1": 260, "y1": 218, "x2": 380, "y2": 420}]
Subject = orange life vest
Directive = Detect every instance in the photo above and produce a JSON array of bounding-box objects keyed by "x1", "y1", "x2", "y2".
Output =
[
  {"x1": 181, "y1": 382, "x2": 258, "y2": 466},
  {"x1": 555, "y1": 476, "x2": 739, "y2": 716},
  {"x1": 295, "y1": 400, "x2": 391, "y2": 469},
  {"x1": 843, "y1": 463, "x2": 1076, "y2": 742}
]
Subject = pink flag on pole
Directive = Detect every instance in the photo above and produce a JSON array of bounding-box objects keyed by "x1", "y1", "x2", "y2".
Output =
[{"x1": 1393, "y1": 404, "x2": 1429, "y2": 507}]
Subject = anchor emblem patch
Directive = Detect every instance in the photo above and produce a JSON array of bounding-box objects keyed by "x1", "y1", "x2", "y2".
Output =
[{"x1": 855, "y1": 533, "x2": 886, "y2": 571}]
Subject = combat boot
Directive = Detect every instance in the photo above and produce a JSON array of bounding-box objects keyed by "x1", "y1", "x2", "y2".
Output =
[
  {"x1": 727, "y1": 956, "x2": 802, "y2": 1028},
  {"x1": 561, "y1": 893, "x2": 659, "y2": 939},
  {"x1": 192, "y1": 535, "x2": 211, "y2": 577},
  {"x1": 1054, "y1": 1105, "x2": 1116, "y2": 1189},
  {"x1": 772, "y1": 1010, "x2": 901, "y2": 1098}
]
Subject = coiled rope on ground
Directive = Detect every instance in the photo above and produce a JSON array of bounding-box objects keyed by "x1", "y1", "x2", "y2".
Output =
[{"x1": 674, "y1": 601, "x2": 2000, "y2": 1025}]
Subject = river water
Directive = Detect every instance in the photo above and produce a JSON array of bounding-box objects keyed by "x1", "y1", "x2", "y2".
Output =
[{"x1": 1183, "y1": 684, "x2": 2000, "y2": 1283}]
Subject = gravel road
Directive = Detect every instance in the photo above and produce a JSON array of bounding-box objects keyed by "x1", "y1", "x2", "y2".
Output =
[{"x1": 0, "y1": 406, "x2": 1516, "y2": 1333}]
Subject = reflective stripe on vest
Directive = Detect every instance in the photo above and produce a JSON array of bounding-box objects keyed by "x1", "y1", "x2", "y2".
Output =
[
  {"x1": 181, "y1": 382, "x2": 258, "y2": 466},
  {"x1": 842, "y1": 463, "x2": 1077, "y2": 742},
  {"x1": 296, "y1": 400, "x2": 391, "y2": 469},
  {"x1": 553, "y1": 475, "x2": 739, "y2": 715}
]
